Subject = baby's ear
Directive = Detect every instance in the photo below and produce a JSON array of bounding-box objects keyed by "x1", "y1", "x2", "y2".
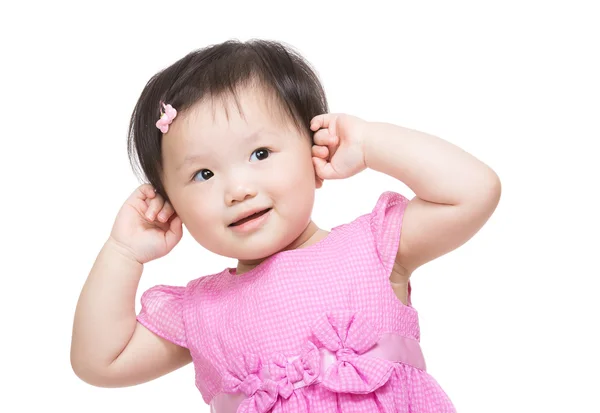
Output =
[{"x1": 315, "y1": 174, "x2": 323, "y2": 189}]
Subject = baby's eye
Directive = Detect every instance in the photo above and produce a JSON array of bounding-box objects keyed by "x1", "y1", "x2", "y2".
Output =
[
  {"x1": 249, "y1": 148, "x2": 270, "y2": 162},
  {"x1": 193, "y1": 169, "x2": 214, "y2": 182}
]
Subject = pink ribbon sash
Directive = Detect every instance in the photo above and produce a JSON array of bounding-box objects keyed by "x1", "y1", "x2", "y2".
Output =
[{"x1": 211, "y1": 333, "x2": 425, "y2": 412}]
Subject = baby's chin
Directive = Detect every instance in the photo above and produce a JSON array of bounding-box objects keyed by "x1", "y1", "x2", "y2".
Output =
[
  {"x1": 222, "y1": 242, "x2": 288, "y2": 262},
  {"x1": 190, "y1": 217, "x2": 305, "y2": 260},
  {"x1": 197, "y1": 235, "x2": 290, "y2": 262}
]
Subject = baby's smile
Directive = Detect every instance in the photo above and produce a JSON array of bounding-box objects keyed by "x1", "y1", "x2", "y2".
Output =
[{"x1": 228, "y1": 207, "x2": 273, "y2": 231}]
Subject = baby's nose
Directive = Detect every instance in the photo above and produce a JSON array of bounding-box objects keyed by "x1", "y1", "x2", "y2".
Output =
[{"x1": 225, "y1": 183, "x2": 257, "y2": 206}]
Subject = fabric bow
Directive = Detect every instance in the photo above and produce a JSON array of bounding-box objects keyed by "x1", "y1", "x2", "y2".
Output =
[
  {"x1": 268, "y1": 341, "x2": 320, "y2": 399},
  {"x1": 222, "y1": 353, "x2": 279, "y2": 413},
  {"x1": 155, "y1": 102, "x2": 177, "y2": 133},
  {"x1": 311, "y1": 310, "x2": 395, "y2": 394}
]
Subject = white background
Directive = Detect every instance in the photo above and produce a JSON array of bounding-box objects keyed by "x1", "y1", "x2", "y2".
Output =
[{"x1": 2, "y1": 0, "x2": 599, "y2": 412}]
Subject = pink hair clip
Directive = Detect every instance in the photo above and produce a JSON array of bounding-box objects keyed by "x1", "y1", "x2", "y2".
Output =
[{"x1": 156, "y1": 102, "x2": 177, "y2": 133}]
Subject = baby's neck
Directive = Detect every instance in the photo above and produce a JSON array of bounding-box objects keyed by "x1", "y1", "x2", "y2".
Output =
[{"x1": 235, "y1": 221, "x2": 328, "y2": 275}]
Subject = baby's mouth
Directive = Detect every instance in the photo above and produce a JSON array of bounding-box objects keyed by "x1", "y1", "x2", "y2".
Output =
[{"x1": 229, "y1": 208, "x2": 272, "y2": 227}]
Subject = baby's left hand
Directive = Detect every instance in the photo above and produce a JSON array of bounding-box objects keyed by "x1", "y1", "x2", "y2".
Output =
[{"x1": 310, "y1": 113, "x2": 369, "y2": 181}]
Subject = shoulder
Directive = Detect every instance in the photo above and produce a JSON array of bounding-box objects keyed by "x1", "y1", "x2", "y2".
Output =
[
  {"x1": 141, "y1": 269, "x2": 229, "y2": 303},
  {"x1": 353, "y1": 191, "x2": 411, "y2": 271},
  {"x1": 326, "y1": 191, "x2": 410, "y2": 262},
  {"x1": 185, "y1": 269, "x2": 232, "y2": 294},
  {"x1": 349, "y1": 191, "x2": 411, "y2": 236}
]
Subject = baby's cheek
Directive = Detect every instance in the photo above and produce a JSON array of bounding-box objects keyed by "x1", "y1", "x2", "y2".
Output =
[{"x1": 183, "y1": 207, "x2": 219, "y2": 242}]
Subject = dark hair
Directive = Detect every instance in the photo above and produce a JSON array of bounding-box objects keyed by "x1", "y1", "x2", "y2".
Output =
[{"x1": 127, "y1": 39, "x2": 329, "y2": 202}]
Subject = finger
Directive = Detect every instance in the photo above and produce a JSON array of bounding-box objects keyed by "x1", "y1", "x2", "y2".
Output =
[
  {"x1": 145, "y1": 195, "x2": 165, "y2": 221},
  {"x1": 138, "y1": 184, "x2": 156, "y2": 200},
  {"x1": 311, "y1": 145, "x2": 329, "y2": 159},
  {"x1": 312, "y1": 156, "x2": 338, "y2": 180},
  {"x1": 313, "y1": 130, "x2": 339, "y2": 162},
  {"x1": 166, "y1": 215, "x2": 183, "y2": 246},
  {"x1": 313, "y1": 129, "x2": 338, "y2": 147},
  {"x1": 310, "y1": 114, "x2": 332, "y2": 131},
  {"x1": 129, "y1": 184, "x2": 155, "y2": 208},
  {"x1": 157, "y1": 201, "x2": 175, "y2": 223}
]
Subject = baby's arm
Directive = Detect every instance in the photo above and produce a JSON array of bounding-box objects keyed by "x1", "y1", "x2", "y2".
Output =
[
  {"x1": 364, "y1": 122, "x2": 501, "y2": 273},
  {"x1": 70, "y1": 239, "x2": 191, "y2": 387}
]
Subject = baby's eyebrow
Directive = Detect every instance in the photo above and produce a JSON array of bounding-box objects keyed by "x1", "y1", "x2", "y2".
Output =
[
  {"x1": 176, "y1": 128, "x2": 274, "y2": 171},
  {"x1": 240, "y1": 128, "x2": 268, "y2": 144},
  {"x1": 177, "y1": 153, "x2": 207, "y2": 172}
]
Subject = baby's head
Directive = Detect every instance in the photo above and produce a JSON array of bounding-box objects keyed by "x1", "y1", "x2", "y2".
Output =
[{"x1": 128, "y1": 39, "x2": 328, "y2": 260}]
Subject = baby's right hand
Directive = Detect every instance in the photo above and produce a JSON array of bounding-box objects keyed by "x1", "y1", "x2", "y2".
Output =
[{"x1": 108, "y1": 184, "x2": 183, "y2": 264}]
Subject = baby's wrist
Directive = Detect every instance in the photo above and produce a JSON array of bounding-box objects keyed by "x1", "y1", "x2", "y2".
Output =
[
  {"x1": 361, "y1": 122, "x2": 379, "y2": 170},
  {"x1": 105, "y1": 237, "x2": 144, "y2": 266}
]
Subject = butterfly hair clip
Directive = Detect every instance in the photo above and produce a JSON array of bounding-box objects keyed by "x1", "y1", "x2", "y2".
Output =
[{"x1": 155, "y1": 102, "x2": 177, "y2": 133}]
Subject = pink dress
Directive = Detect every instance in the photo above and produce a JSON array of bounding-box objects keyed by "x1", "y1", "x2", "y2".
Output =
[{"x1": 137, "y1": 192, "x2": 456, "y2": 412}]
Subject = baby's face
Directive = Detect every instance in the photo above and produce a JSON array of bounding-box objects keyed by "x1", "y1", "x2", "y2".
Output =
[{"x1": 161, "y1": 86, "x2": 318, "y2": 260}]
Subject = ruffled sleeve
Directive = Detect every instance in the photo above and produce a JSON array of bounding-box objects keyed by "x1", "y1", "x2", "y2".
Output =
[
  {"x1": 136, "y1": 284, "x2": 188, "y2": 348},
  {"x1": 369, "y1": 191, "x2": 411, "y2": 272}
]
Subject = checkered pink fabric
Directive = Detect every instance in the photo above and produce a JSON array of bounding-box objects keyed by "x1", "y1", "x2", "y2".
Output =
[{"x1": 137, "y1": 192, "x2": 456, "y2": 412}]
